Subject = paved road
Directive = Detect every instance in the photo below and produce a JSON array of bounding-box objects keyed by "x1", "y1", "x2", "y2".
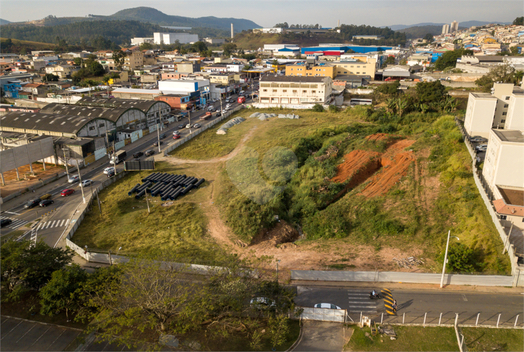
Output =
[
  {"x1": 1, "y1": 316, "x2": 82, "y2": 351},
  {"x1": 293, "y1": 321, "x2": 345, "y2": 351},
  {"x1": 0, "y1": 94, "x2": 248, "y2": 247},
  {"x1": 295, "y1": 285, "x2": 524, "y2": 327}
]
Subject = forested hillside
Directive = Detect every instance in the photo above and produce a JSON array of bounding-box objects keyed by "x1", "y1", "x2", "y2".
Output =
[{"x1": 1, "y1": 20, "x2": 164, "y2": 48}]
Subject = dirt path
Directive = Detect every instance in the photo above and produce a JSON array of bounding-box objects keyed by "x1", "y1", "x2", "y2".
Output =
[{"x1": 160, "y1": 126, "x2": 258, "y2": 165}]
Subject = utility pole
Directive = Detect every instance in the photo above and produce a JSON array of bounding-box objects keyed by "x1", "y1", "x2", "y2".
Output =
[
  {"x1": 145, "y1": 190, "x2": 151, "y2": 214},
  {"x1": 220, "y1": 97, "x2": 223, "y2": 115},
  {"x1": 188, "y1": 110, "x2": 192, "y2": 134},
  {"x1": 77, "y1": 160, "x2": 86, "y2": 204},
  {"x1": 112, "y1": 140, "x2": 117, "y2": 176},
  {"x1": 156, "y1": 123, "x2": 161, "y2": 153},
  {"x1": 96, "y1": 188, "x2": 102, "y2": 214},
  {"x1": 62, "y1": 148, "x2": 70, "y2": 179},
  {"x1": 440, "y1": 231, "x2": 459, "y2": 288},
  {"x1": 276, "y1": 259, "x2": 281, "y2": 284}
]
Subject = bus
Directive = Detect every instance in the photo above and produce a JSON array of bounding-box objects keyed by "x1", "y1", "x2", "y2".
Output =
[
  {"x1": 110, "y1": 150, "x2": 127, "y2": 164},
  {"x1": 349, "y1": 98, "x2": 373, "y2": 106}
]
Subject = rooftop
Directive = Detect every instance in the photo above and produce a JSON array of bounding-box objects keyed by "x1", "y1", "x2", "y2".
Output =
[
  {"x1": 260, "y1": 75, "x2": 328, "y2": 83},
  {"x1": 40, "y1": 103, "x2": 135, "y2": 122},
  {"x1": 76, "y1": 97, "x2": 170, "y2": 112},
  {"x1": 492, "y1": 130, "x2": 524, "y2": 143}
]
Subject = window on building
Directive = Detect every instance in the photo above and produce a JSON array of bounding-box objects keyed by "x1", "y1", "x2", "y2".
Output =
[
  {"x1": 303, "y1": 90, "x2": 307, "y2": 93},
  {"x1": 312, "y1": 90, "x2": 316, "y2": 93},
  {"x1": 501, "y1": 119, "x2": 506, "y2": 123},
  {"x1": 273, "y1": 89, "x2": 277, "y2": 92},
  {"x1": 293, "y1": 90, "x2": 297, "y2": 93},
  {"x1": 504, "y1": 104, "x2": 509, "y2": 108},
  {"x1": 283, "y1": 89, "x2": 287, "y2": 92},
  {"x1": 505, "y1": 96, "x2": 510, "y2": 100},
  {"x1": 263, "y1": 89, "x2": 267, "y2": 92},
  {"x1": 502, "y1": 112, "x2": 507, "y2": 115}
]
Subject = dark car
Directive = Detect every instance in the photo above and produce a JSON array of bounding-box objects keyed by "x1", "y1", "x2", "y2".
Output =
[
  {"x1": 107, "y1": 169, "x2": 116, "y2": 178},
  {"x1": 145, "y1": 149, "x2": 155, "y2": 156},
  {"x1": 1, "y1": 218, "x2": 12, "y2": 228},
  {"x1": 178, "y1": 124, "x2": 185, "y2": 129},
  {"x1": 215, "y1": 111, "x2": 221, "y2": 117},
  {"x1": 152, "y1": 141, "x2": 163, "y2": 147},
  {"x1": 159, "y1": 133, "x2": 166, "y2": 139},
  {"x1": 133, "y1": 151, "x2": 144, "y2": 158},
  {"x1": 24, "y1": 198, "x2": 41, "y2": 209},
  {"x1": 39, "y1": 199, "x2": 54, "y2": 207}
]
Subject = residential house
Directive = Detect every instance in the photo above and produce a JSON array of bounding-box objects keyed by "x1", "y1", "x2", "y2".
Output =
[{"x1": 123, "y1": 51, "x2": 144, "y2": 70}]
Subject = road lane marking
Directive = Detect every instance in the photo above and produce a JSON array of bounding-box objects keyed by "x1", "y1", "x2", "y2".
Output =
[
  {"x1": 462, "y1": 294, "x2": 468, "y2": 301},
  {"x1": 60, "y1": 219, "x2": 65, "y2": 227},
  {"x1": 65, "y1": 219, "x2": 70, "y2": 226},
  {"x1": 4, "y1": 211, "x2": 20, "y2": 215},
  {"x1": 45, "y1": 221, "x2": 52, "y2": 229}
]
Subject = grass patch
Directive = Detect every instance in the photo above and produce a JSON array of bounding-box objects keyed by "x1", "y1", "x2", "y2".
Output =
[
  {"x1": 72, "y1": 162, "x2": 233, "y2": 265},
  {"x1": 1, "y1": 230, "x2": 26, "y2": 243},
  {"x1": 170, "y1": 112, "x2": 259, "y2": 160},
  {"x1": 346, "y1": 325, "x2": 459, "y2": 351},
  {"x1": 462, "y1": 327, "x2": 524, "y2": 352},
  {"x1": 327, "y1": 263, "x2": 356, "y2": 270}
]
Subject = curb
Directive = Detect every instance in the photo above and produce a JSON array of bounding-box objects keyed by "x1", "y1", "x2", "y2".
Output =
[
  {"x1": 1, "y1": 315, "x2": 84, "y2": 332},
  {"x1": 286, "y1": 319, "x2": 304, "y2": 352}
]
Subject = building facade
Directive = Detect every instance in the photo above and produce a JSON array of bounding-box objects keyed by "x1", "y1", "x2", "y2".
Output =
[
  {"x1": 285, "y1": 64, "x2": 336, "y2": 78},
  {"x1": 258, "y1": 76, "x2": 332, "y2": 105}
]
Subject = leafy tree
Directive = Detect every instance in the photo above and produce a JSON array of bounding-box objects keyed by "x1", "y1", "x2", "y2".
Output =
[
  {"x1": 416, "y1": 80, "x2": 447, "y2": 105},
  {"x1": 1, "y1": 240, "x2": 73, "y2": 301},
  {"x1": 43, "y1": 73, "x2": 59, "y2": 82},
  {"x1": 311, "y1": 104, "x2": 325, "y2": 112},
  {"x1": 191, "y1": 41, "x2": 208, "y2": 54},
  {"x1": 442, "y1": 243, "x2": 483, "y2": 273},
  {"x1": 328, "y1": 105, "x2": 340, "y2": 113},
  {"x1": 88, "y1": 60, "x2": 105, "y2": 76},
  {"x1": 476, "y1": 65, "x2": 522, "y2": 92},
  {"x1": 73, "y1": 57, "x2": 83, "y2": 67},
  {"x1": 513, "y1": 17, "x2": 524, "y2": 25},
  {"x1": 112, "y1": 49, "x2": 125, "y2": 70},
  {"x1": 434, "y1": 49, "x2": 473, "y2": 71},
  {"x1": 139, "y1": 42, "x2": 153, "y2": 50},
  {"x1": 274, "y1": 22, "x2": 289, "y2": 28},
  {"x1": 424, "y1": 33, "x2": 434, "y2": 42},
  {"x1": 375, "y1": 80, "x2": 400, "y2": 95},
  {"x1": 382, "y1": 56, "x2": 396, "y2": 68},
  {"x1": 39, "y1": 264, "x2": 88, "y2": 321},
  {"x1": 223, "y1": 43, "x2": 237, "y2": 57}
]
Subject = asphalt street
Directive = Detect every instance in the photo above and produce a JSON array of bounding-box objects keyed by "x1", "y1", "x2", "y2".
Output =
[
  {"x1": 295, "y1": 285, "x2": 524, "y2": 327},
  {"x1": 0, "y1": 94, "x2": 247, "y2": 247}
]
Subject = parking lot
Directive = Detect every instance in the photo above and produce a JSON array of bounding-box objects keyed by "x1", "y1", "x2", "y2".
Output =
[{"x1": 1, "y1": 316, "x2": 82, "y2": 351}]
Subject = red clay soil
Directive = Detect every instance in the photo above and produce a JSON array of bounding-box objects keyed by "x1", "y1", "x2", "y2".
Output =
[
  {"x1": 0, "y1": 163, "x2": 64, "y2": 198},
  {"x1": 331, "y1": 139, "x2": 416, "y2": 199},
  {"x1": 331, "y1": 150, "x2": 381, "y2": 184}
]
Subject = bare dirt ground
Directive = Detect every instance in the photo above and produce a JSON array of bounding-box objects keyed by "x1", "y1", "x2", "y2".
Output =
[
  {"x1": 0, "y1": 163, "x2": 64, "y2": 198},
  {"x1": 164, "y1": 131, "x2": 428, "y2": 280}
]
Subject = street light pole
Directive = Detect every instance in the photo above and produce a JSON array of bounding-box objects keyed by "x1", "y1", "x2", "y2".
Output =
[
  {"x1": 77, "y1": 160, "x2": 86, "y2": 204},
  {"x1": 276, "y1": 259, "x2": 281, "y2": 283},
  {"x1": 156, "y1": 123, "x2": 161, "y2": 153},
  {"x1": 440, "y1": 230, "x2": 459, "y2": 288},
  {"x1": 62, "y1": 148, "x2": 70, "y2": 179}
]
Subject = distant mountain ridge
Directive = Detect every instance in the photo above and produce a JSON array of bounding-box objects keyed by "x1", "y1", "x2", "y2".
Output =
[
  {"x1": 0, "y1": 18, "x2": 11, "y2": 25},
  {"x1": 387, "y1": 20, "x2": 511, "y2": 31}
]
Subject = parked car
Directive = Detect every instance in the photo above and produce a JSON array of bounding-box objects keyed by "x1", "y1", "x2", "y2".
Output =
[
  {"x1": 133, "y1": 151, "x2": 144, "y2": 158},
  {"x1": 24, "y1": 198, "x2": 41, "y2": 209},
  {"x1": 39, "y1": 199, "x2": 54, "y2": 207},
  {"x1": 250, "y1": 297, "x2": 276, "y2": 309},
  {"x1": 68, "y1": 175, "x2": 79, "y2": 183},
  {"x1": 145, "y1": 149, "x2": 155, "y2": 156},
  {"x1": 476, "y1": 144, "x2": 488, "y2": 152},
  {"x1": 81, "y1": 179, "x2": 92, "y2": 187},
  {"x1": 39, "y1": 193, "x2": 52, "y2": 200},
  {"x1": 1, "y1": 218, "x2": 12, "y2": 227},
  {"x1": 103, "y1": 167, "x2": 114, "y2": 175},
  {"x1": 194, "y1": 123, "x2": 201, "y2": 129},
  {"x1": 61, "y1": 188, "x2": 75, "y2": 196},
  {"x1": 314, "y1": 303, "x2": 341, "y2": 310}
]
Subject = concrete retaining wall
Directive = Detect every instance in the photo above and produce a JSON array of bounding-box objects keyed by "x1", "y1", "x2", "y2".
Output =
[{"x1": 299, "y1": 307, "x2": 347, "y2": 323}]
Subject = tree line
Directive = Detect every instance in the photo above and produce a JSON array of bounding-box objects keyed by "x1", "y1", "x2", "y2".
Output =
[{"x1": 1, "y1": 240, "x2": 299, "y2": 349}]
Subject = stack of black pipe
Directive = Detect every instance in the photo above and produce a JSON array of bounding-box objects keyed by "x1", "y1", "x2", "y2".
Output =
[{"x1": 131, "y1": 172, "x2": 206, "y2": 201}]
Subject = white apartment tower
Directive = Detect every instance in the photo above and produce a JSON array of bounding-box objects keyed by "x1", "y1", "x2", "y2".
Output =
[
  {"x1": 451, "y1": 21, "x2": 459, "y2": 32},
  {"x1": 442, "y1": 24, "x2": 450, "y2": 35}
]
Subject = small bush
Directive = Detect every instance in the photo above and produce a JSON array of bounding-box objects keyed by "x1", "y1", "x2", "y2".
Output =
[{"x1": 311, "y1": 104, "x2": 325, "y2": 112}]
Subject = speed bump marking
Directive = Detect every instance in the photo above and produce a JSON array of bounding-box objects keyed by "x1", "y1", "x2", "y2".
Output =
[{"x1": 381, "y1": 288, "x2": 397, "y2": 316}]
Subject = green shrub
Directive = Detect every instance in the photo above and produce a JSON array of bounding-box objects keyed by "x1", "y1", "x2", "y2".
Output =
[{"x1": 311, "y1": 104, "x2": 325, "y2": 112}]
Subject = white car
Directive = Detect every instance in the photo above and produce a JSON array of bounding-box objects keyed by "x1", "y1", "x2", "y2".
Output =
[
  {"x1": 81, "y1": 179, "x2": 92, "y2": 187},
  {"x1": 68, "y1": 175, "x2": 79, "y2": 183},
  {"x1": 103, "y1": 167, "x2": 114, "y2": 175},
  {"x1": 314, "y1": 303, "x2": 341, "y2": 310}
]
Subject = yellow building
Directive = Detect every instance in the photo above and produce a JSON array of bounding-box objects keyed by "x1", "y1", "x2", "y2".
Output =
[
  {"x1": 209, "y1": 73, "x2": 235, "y2": 85},
  {"x1": 334, "y1": 60, "x2": 376, "y2": 78},
  {"x1": 285, "y1": 64, "x2": 335, "y2": 78}
]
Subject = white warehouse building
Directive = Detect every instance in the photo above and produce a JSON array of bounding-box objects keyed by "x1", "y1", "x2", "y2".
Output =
[{"x1": 153, "y1": 32, "x2": 199, "y2": 45}]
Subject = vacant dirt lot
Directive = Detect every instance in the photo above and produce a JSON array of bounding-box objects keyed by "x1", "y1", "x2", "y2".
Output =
[{"x1": 1, "y1": 163, "x2": 64, "y2": 198}]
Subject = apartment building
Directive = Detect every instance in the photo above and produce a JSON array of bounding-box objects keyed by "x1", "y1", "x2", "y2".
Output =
[
  {"x1": 45, "y1": 64, "x2": 75, "y2": 79},
  {"x1": 483, "y1": 129, "x2": 524, "y2": 200},
  {"x1": 285, "y1": 63, "x2": 336, "y2": 78},
  {"x1": 258, "y1": 76, "x2": 332, "y2": 105},
  {"x1": 464, "y1": 83, "x2": 524, "y2": 138},
  {"x1": 208, "y1": 73, "x2": 235, "y2": 85},
  {"x1": 123, "y1": 51, "x2": 144, "y2": 70},
  {"x1": 334, "y1": 59, "x2": 376, "y2": 78}
]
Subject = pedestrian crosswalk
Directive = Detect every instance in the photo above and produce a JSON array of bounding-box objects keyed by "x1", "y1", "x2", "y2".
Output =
[
  {"x1": 34, "y1": 219, "x2": 70, "y2": 231},
  {"x1": 0, "y1": 216, "x2": 28, "y2": 230},
  {"x1": 347, "y1": 289, "x2": 378, "y2": 314}
]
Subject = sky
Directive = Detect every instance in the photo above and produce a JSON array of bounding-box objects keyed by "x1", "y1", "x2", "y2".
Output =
[{"x1": 1, "y1": 0, "x2": 522, "y2": 27}]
